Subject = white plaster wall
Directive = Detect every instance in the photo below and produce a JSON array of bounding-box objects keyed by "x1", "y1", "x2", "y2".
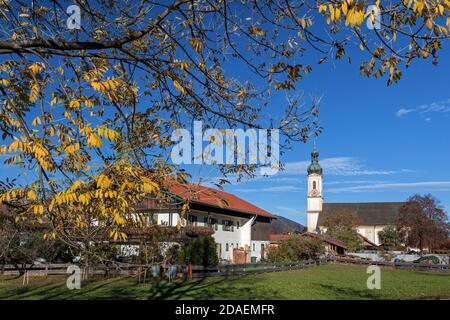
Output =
[
  {"x1": 156, "y1": 212, "x2": 181, "y2": 226},
  {"x1": 251, "y1": 241, "x2": 270, "y2": 262},
  {"x1": 307, "y1": 198, "x2": 322, "y2": 212},
  {"x1": 211, "y1": 215, "x2": 251, "y2": 262},
  {"x1": 307, "y1": 173, "x2": 323, "y2": 233},
  {"x1": 356, "y1": 225, "x2": 387, "y2": 246},
  {"x1": 238, "y1": 216, "x2": 254, "y2": 248},
  {"x1": 307, "y1": 212, "x2": 319, "y2": 233},
  {"x1": 154, "y1": 211, "x2": 252, "y2": 262}
]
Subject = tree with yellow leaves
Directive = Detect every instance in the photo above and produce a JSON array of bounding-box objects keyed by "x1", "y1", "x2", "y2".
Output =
[{"x1": 0, "y1": 1, "x2": 448, "y2": 254}]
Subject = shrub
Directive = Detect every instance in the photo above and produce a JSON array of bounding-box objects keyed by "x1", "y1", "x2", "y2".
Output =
[
  {"x1": 89, "y1": 242, "x2": 119, "y2": 265},
  {"x1": 164, "y1": 244, "x2": 182, "y2": 265},
  {"x1": 139, "y1": 240, "x2": 163, "y2": 264},
  {"x1": 267, "y1": 235, "x2": 324, "y2": 262},
  {"x1": 179, "y1": 236, "x2": 219, "y2": 266}
]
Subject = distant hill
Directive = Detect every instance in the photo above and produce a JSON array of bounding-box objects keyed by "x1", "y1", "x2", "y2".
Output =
[{"x1": 270, "y1": 215, "x2": 306, "y2": 234}]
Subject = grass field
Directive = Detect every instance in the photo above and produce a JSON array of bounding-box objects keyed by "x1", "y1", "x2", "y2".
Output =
[{"x1": 1, "y1": 265, "x2": 449, "y2": 300}]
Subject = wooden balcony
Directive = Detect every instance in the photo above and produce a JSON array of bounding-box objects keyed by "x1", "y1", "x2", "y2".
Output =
[
  {"x1": 132, "y1": 196, "x2": 179, "y2": 212},
  {"x1": 184, "y1": 225, "x2": 214, "y2": 237}
]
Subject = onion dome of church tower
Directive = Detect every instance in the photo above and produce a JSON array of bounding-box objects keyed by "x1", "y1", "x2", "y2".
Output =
[{"x1": 307, "y1": 148, "x2": 323, "y2": 175}]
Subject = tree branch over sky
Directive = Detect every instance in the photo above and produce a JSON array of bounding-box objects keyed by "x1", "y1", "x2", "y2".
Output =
[{"x1": 0, "y1": 0, "x2": 448, "y2": 243}]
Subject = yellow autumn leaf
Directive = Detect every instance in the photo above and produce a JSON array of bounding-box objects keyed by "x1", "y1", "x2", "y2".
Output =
[
  {"x1": 189, "y1": 38, "x2": 202, "y2": 53},
  {"x1": 32, "y1": 116, "x2": 41, "y2": 126},
  {"x1": 33, "y1": 204, "x2": 44, "y2": 215},
  {"x1": 97, "y1": 174, "x2": 111, "y2": 189},
  {"x1": 173, "y1": 79, "x2": 187, "y2": 95},
  {"x1": 342, "y1": 1, "x2": 348, "y2": 15},
  {"x1": 27, "y1": 189, "x2": 37, "y2": 201},
  {"x1": 29, "y1": 82, "x2": 39, "y2": 103},
  {"x1": 28, "y1": 62, "x2": 45, "y2": 75}
]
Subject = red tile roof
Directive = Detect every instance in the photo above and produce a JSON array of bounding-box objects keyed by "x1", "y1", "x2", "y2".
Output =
[
  {"x1": 270, "y1": 234, "x2": 291, "y2": 242},
  {"x1": 163, "y1": 179, "x2": 276, "y2": 219}
]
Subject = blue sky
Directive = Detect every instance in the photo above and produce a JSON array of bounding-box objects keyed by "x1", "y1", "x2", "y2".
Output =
[{"x1": 190, "y1": 40, "x2": 450, "y2": 226}]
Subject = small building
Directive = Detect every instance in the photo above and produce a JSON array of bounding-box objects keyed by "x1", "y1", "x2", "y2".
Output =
[
  {"x1": 269, "y1": 233, "x2": 291, "y2": 250},
  {"x1": 302, "y1": 232, "x2": 348, "y2": 255}
]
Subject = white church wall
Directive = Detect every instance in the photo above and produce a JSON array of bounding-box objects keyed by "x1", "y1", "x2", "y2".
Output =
[
  {"x1": 357, "y1": 225, "x2": 388, "y2": 246},
  {"x1": 307, "y1": 212, "x2": 319, "y2": 233}
]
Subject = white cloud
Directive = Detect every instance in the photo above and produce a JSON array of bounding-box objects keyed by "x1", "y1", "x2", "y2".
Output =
[
  {"x1": 233, "y1": 185, "x2": 303, "y2": 193},
  {"x1": 215, "y1": 158, "x2": 411, "y2": 191},
  {"x1": 328, "y1": 181, "x2": 450, "y2": 193},
  {"x1": 396, "y1": 98, "x2": 450, "y2": 118},
  {"x1": 396, "y1": 108, "x2": 415, "y2": 117},
  {"x1": 283, "y1": 157, "x2": 409, "y2": 176},
  {"x1": 324, "y1": 180, "x2": 390, "y2": 185}
]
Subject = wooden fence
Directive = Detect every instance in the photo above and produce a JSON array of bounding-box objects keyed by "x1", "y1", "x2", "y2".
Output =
[
  {"x1": 0, "y1": 263, "x2": 146, "y2": 277},
  {"x1": 190, "y1": 260, "x2": 320, "y2": 278},
  {"x1": 333, "y1": 256, "x2": 450, "y2": 272},
  {"x1": 1, "y1": 256, "x2": 449, "y2": 279}
]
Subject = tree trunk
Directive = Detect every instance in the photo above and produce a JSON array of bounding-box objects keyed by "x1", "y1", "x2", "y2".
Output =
[{"x1": 84, "y1": 240, "x2": 91, "y2": 280}]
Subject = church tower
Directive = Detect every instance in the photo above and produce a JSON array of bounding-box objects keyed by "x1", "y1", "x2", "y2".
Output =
[{"x1": 307, "y1": 148, "x2": 323, "y2": 233}]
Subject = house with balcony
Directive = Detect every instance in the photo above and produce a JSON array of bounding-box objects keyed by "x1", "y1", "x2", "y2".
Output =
[{"x1": 130, "y1": 179, "x2": 276, "y2": 263}]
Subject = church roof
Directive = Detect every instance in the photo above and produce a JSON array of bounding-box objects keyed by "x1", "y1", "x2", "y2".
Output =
[{"x1": 318, "y1": 202, "x2": 405, "y2": 226}]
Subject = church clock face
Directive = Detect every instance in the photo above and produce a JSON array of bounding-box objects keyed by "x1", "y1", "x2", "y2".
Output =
[{"x1": 310, "y1": 189, "x2": 319, "y2": 197}]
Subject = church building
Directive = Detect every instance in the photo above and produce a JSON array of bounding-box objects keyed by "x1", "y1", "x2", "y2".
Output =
[{"x1": 306, "y1": 148, "x2": 405, "y2": 246}]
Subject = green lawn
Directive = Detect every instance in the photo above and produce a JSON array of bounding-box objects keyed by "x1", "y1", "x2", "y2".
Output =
[{"x1": 1, "y1": 265, "x2": 449, "y2": 300}]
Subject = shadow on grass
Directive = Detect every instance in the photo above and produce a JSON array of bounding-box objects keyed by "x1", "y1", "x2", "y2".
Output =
[
  {"x1": 316, "y1": 284, "x2": 381, "y2": 300},
  {"x1": 104, "y1": 275, "x2": 281, "y2": 300},
  {"x1": 1, "y1": 273, "x2": 280, "y2": 300},
  {"x1": 0, "y1": 276, "x2": 129, "y2": 300},
  {"x1": 0, "y1": 277, "x2": 65, "y2": 300}
]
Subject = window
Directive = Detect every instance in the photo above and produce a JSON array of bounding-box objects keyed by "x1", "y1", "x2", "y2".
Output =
[
  {"x1": 236, "y1": 221, "x2": 240, "y2": 229},
  {"x1": 203, "y1": 216, "x2": 208, "y2": 225},
  {"x1": 222, "y1": 220, "x2": 234, "y2": 232},
  {"x1": 252, "y1": 243, "x2": 255, "y2": 251},
  {"x1": 188, "y1": 215, "x2": 198, "y2": 226},
  {"x1": 313, "y1": 181, "x2": 317, "y2": 190},
  {"x1": 210, "y1": 218, "x2": 218, "y2": 231},
  {"x1": 225, "y1": 243, "x2": 229, "y2": 252}
]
